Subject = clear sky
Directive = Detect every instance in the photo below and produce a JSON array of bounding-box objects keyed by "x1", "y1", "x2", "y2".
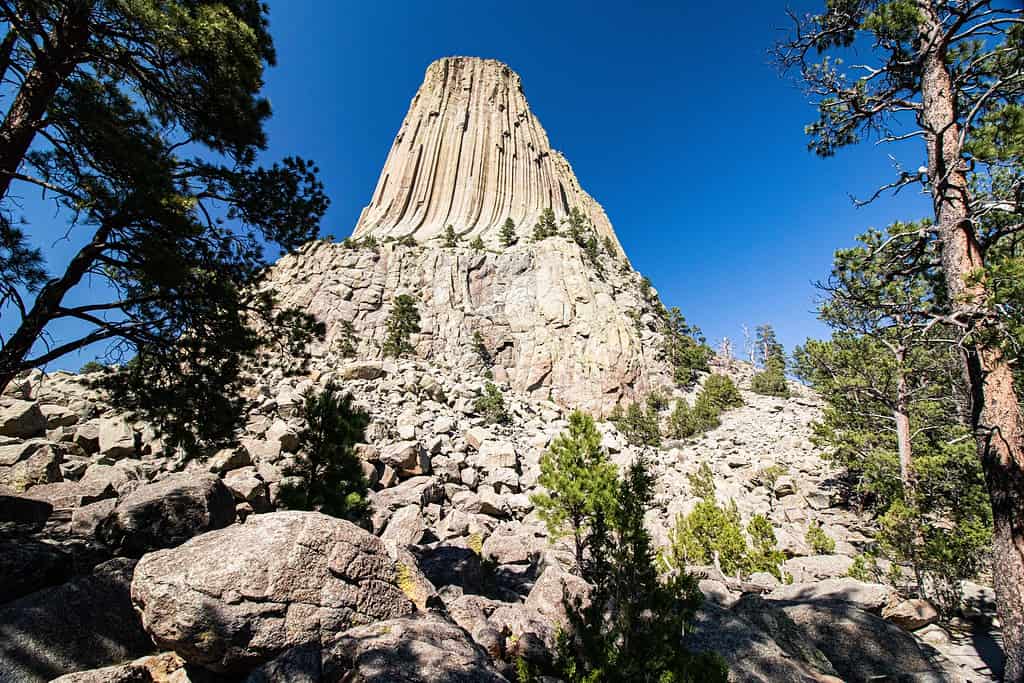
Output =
[
  {"x1": 259, "y1": 0, "x2": 931, "y2": 355},
  {"x1": 7, "y1": 0, "x2": 935, "y2": 370}
]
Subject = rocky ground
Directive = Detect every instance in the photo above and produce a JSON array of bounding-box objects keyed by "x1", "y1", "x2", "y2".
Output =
[{"x1": 0, "y1": 355, "x2": 1005, "y2": 682}]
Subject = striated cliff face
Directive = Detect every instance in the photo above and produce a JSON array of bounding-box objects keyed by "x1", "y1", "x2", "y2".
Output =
[
  {"x1": 264, "y1": 238, "x2": 670, "y2": 414},
  {"x1": 353, "y1": 56, "x2": 623, "y2": 255},
  {"x1": 268, "y1": 56, "x2": 672, "y2": 412}
]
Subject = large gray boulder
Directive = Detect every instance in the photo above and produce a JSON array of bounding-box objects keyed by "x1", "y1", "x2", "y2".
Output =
[
  {"x1": 101, "y1": 472, "x2": 235, "y2": 554},
  {"x1": 131, "y1": 511, "x2": 421, "y2": 673},
  {"x1": 0, "y1": 559, "x2": 153, "y2": 682},
  {"x1": 323, "y1": 613, "x2": 508, "y2": 682},
  {"x1": 0, "y1": 438, "x2": 63, "y2": 492},
  {"x1": 767, "y1": 577, "x2": 895, "y2": 614},
  {"x1": 0, "y1": 399, "x2": 46, "y2": 437}
]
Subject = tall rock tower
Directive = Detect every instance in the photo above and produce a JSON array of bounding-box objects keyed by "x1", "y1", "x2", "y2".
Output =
[
  {"x1": 265, "y1": 57, "x2": 671, "y2": 413},
  {"x1": 352, "y1": 57, "x2": 624, "y2": 256}
]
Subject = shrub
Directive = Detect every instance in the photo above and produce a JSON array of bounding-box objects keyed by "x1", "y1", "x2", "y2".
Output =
[
  {"x1": 334, "y1": 320, "x2": 357, "y2": 358},
  {"x1": 663, "y1": 307, "x2": 714, "y2": 386},
  {"x1": 382, "y1": 294, "x2": 420, "y2": 357},
  {"x1": 443, "y1": 224, "x2": 458, "y2": 247},
  {"x1": 747, "y1": 514, "x2": 786, "y2": 579},
  {"x1": 756, "y1": 464, "x2": 788, "y2": 510},
  {"x1": 667, "y1": 399, "x2": 698, "y2": 439},
  {"x1": 701, "y1": 374, "x2": 743, "y2": 411},
  {"x1": 470, "y1": 235, "x2": 485, "y2": 251},
  {"x1": 500, "y1": 218, "x2": 516, "y2": 247},
  {"x1": 79, "y1": 360, "x2": 107, "y2": 374},
  {"x1": 751, "y1": 363, "x2": 790, "y2": 397},
  {"x1": 646, "y1": 389, "x2": 669, "y2": 412},
  {"x1": 474, "y1": 382, "x2": 509, "y2": 424},
  {"x1": 397, "y1": 234, "x2": 416, "y2": 247},
  {"x1": 603, "y1": 236, "x2": 617, "y2": 257},
  {"x1": 545, "y1": 445, "x2": 728, "y2": 682},
  {"x1": 472, "y1": 330, "x2": 491, "y2": 368},
  {"x1": 688, "y1": 461, "x2": 716, "y2": 500},
  {"x1": 664, "y1": 497, "x2": 749, "y2": 577},
  {"x1": 805, "y1": 520, "x2": 836, "y2": 554},
  {"x1": 610, "y1": 401, "x2": 661, "y2": 447},
  {"x1": 532, "y1": 208, "x2": 558, "y2": 241},
  {"x1": 279, "y1": 382, "x2": 370, "y2": 521}
]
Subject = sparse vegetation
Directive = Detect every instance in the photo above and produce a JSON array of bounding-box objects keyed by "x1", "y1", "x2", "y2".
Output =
[
  {"x1": 470, "y1": 235, "x2": 485, "y2": 251},
  {"x1": 609, "y1": 400, "x2": 661, "y2": 447},
  {"x1": 500, "y1": 218, "x2": 517, "y2": 247},
  {"x1": 531, "y1": 208, "x2": 558, "y2": 241},
  {"x1": 443, "y1": 224, "x2": 458, "y2": 247},
  {"x1": 474, "y1": 382, "x2": 509, "y2": 424},
  {"x1": 382, "y1": 294, "x2": 421, "y2": 357},
  {"x1": 805, "y1": 521, "x2": 835, "y2": 555}
]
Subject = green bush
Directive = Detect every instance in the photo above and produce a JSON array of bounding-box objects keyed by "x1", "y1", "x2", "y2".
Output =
[
  {"x1": 79, "y1": 360, "x2": 107, "y2": 374},
  {"x1": 663, "y1": 307, "x2": 714, "y2": 386},
  {"x1": 333, "y1": 320, "x2": 357, "y2": 358},
  {"x1": 751, "y1": 363, "x2": 790, "y2": 397},
  {"x1": 279, "y1": 382, "x2": 370, "y2": 521},
  {"x1": 747, "y1": 514, "x2": 787, "y2": 579},
  {"x1": 688, "y1": 461, "x2": 716, "y2": 499},
  {"x1": 474, "y1": 382, "x2": 509, "y2": 424},
  {"x1": 805, "y1": 521, "x2": 836, "y2": 554},
  {"x1": 443, "y1": 224, "x2": 458, "y2": 247},
  {"x1": 667, "y1": 399, "x2": 698, "y2": 439},
  {"x1": 500, "y1": 218, "x2": 516, "y2": 247},
  {"x1": 701, "y1": 374, "x2": 743, "y2": 411},
  {"x1": 470, "y1": 235, "x2": 485, "y2": 251},
  {"x1": 532, "y1": 208, "x2": 558, "y2": 241},
  {"x1": 664, "y1": 498, "x2": 749, "y2": 577},
  {"x1": 382, "y1": 294, "x2": 420, "y2": 357},
  {"x1": 609, "y1": 401, "x2": 661, "y2": 447}
]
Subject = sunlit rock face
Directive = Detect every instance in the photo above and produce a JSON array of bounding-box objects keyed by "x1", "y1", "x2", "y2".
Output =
[
  {"x1": 266, "y1": 56, "x2": 671, "y2": 413},
  {"x1": 352, "y1": 56, "x2": 624, "y2": 256}
]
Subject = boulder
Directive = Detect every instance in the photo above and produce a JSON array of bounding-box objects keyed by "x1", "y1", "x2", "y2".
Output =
[
  {"x1": 0, "y1": 399, "x2": 46, "y2": 437},
  {"x1": 101, "y1": 472, "x2": 235, "y2": 554},
  {"x1": 882, "y1": 598, "x2": 940, "y2": 631},
  {"x1": 206, "y1": 446, "x2": 252, "y2": 473},
  {"x1": 380, "y1": 504, "x2": 426, "y2": 546},
  {"x1": 0, "y1": 559, "x2": 153, "y2": 682},
  {"x1": 50, "y1": 652, "x2": 189, "y2": 683},
  {"x1": 379, "y1": 440, "x2": 429, "y2": 477},
  {"x1": 780, "y1": 601, "x2": 945, "y2": 681},
  {"x1": 413, "y1": 544, "x2": 487, "y2": 593},
  {"x1": 79, "y1": 461, "x2": 142, "y2": 497},
  {"x1": 0, "y1": 540, "x2": 72, "y2": 604},
  {"x1": 223, "y1": 466, "x2": 272, "y2": 512},
  {"x1": 131, "y1": 511, "x2": 419, "y2": 672},
  {"x1": 323, "y1": 613, "x2": 508, "y2": 682},
  {"x1": 245, "y1": 645, "x2": 322, "y2": 683},
  {"x1": 73, "y1": 420, "x2": 101, "y2": 454},
  {"x1": 477, "y1": 439, "x2": 517, "y2": 469},
  {"x1": 767, "y1": 577, "x2": 895, "y2": 614},
  {"x1": 99, "y1": 416, "x2": 135, "y2": 459},
  {"x1": 71, "y1": 498, "x2": 117, "y2": 539},
  {"x1": 368, "y1": 476, "x2": 442, "y2": 533},
  {"x1": 0, "y1": 438, "x2": 63, "y2": 491},
  {"x1": 782, "y1": 554, "x2": 853, "y2": 583},
  {"x1": 464, "y1": 426, "x2": 492, "y2": 450},
  {"x1": 21, "y1": 480, "x2": 112, "y2": 509},
  {"x1": 524, "y1": 566, "x2": 590, "y2": 630},
  {"x1": 339, "y1": 361, "x2": 385, "y2": 381}
]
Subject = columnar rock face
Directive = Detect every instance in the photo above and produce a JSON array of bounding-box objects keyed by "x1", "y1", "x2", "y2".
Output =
[
  {"x1": 265, "y1": 238, "x2": 671, "y2": 413},
  {"x1": 353, "y1": 56, "x2": 623, "y2": 255}
]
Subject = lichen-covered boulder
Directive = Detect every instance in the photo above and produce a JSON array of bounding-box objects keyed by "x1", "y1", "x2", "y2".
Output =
[
  {"x1": 131, "y1": 511, "x2": 422, "y2": 673},
  {"x1": 100, "y1": 472, "x2": 235, "y2": 554},
  {"x1": 323, "y1": 613, "x2": 508, "y2": 682}
]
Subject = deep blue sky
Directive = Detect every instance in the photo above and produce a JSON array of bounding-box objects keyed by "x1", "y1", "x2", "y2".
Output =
[
  {"x1": 260, "y1": 0, "x2": 931, "y2": 355},
  {"x1": 8, "y1": 1, "x2": 934, "y2": 370}
]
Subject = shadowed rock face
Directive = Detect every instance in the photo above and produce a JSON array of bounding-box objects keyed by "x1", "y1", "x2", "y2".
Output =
[{"x1": 353, "y1": 56, "x2": 623, "y2": 255}]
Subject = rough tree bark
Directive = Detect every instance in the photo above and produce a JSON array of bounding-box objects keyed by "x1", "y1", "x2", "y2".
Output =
[
  {"x1": 0, "y1": 5, "x2": 89, "y2": 200},
  {"x1": 919, "y1": 7, "x2": 1024, "y2": 679},
  {"x1": 893, "y1": 346, "x2": 917, "y2": 501}
]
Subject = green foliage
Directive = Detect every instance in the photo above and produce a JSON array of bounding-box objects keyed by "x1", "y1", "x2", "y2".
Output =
[
  {"x1": 552, "y1": 450, "x2": 729, "y2": 682},
  {"x1": 665, "y1": 375, "x2": 741, "y2": 440},
  {"x1": 470, "y1": 235, "x2": 485, "y2": 251},
  {"x1": 333, "y1": 320, "x2": 357, "y2": 358},
  {"x1": 500, "y1": 218, "x2": 517, "y2": 247},
  {"x1": 280, "y1": 382, "x2": 369, "y2": 520},
  {"x1": 846, "y1": 553, "x2": 881, "y2": 583},
  {"x1": 473, "y1": 382, "x2": 509, "y2": 425},
  {"x1": 0, "y1": 2, "x2": 332, "y2": 450},
  {"x1": 603, "y1": 236, "x2": 617, "y2": 258},
  {"x1": 443, "y1": 224, "x2": 458, "y2": 248},
  {"x1": 472, "y1": 330, "x2": 492, "y2": 370},
  {"x1": 663, "y1": 307, "x2": 713, "y2": 386},
  {"x1": 664, "y1": 497, "x2": 749, "y2": 577},
  {"x1": 756, "y1": 464, "x2": 788, "y2": 509},
  {"x1": 805, "y1": 521, "x2": 835, "y2": 555},
  {"x1": 531, "y1": 411, "x2": 618, "y2": 572},
  {"x1": 382, "y1": 294, "x2": 420, "y2": 357},
  {"x1": 688, "y1": 462, "x2": 716, "y2": 500},
  {"x1": 610, "y1": 400, "x2": 661, "y2": 447},
  {"x1": 750, "y1": 324, "x2": 790, "y2": 397},
  {"x1": 397, "y1": 234, "x2": 417, "y2": 247},
  {"x1": 747, "y1": 514, "x2": 787, "y2": 579},
  {"x1": 532, "y1": 208, "x2": 558, "y2": 241},
  {"x1": 79, "y1": 361, "x2": 107, "y2": 375}
]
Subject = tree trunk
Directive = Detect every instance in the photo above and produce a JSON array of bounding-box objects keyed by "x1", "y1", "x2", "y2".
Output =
[
  {"x1": 920, "y1": 8, "x2": 1024, "y2": 679},
  {"x1": 894, "y1": 347, "x2": 917, "y2": 501},
  {"x1": 0, "y1": 6, "x2": 89, "y2": 200}
]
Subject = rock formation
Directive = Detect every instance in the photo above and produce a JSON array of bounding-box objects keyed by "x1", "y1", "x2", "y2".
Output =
[
  {"x1": 353, "y1": 56, "x2": 623, "y2": 254},
  {"x1": 265, "y1": 56, "x2": 677, "y2": 413}
]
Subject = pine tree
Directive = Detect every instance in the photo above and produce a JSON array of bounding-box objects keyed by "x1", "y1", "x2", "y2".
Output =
[
  {"x1": 499, "y1": 217, "x2": 517, "y2": 247},
  {"x1": 532, "y1": 207, "x2": 558, "y2": 241},
  {"x1": 281, "y1": 382, "x2": 370, "y2": 520},
  {"x1": 775, "y1": 4, "x2": 1024, "y2": 667},
  {"x1": 382, "y1": 294, "x2": 420, "y2": 357},
  {"x1": 443, "y1": 224, "x2": 458, "y2": 247},
  {"x1": 531, "y1": 411, "x2": 618, "y2": 573},
  {"x1": 470, "y1": 235, "x2": 485, "y2": 251},
  {"x1": 663, "y1": 307, "x2": 713, "y2": 386},
  {"x1": 750, "y1": 324, "x2": 789, "y2": 397}
]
